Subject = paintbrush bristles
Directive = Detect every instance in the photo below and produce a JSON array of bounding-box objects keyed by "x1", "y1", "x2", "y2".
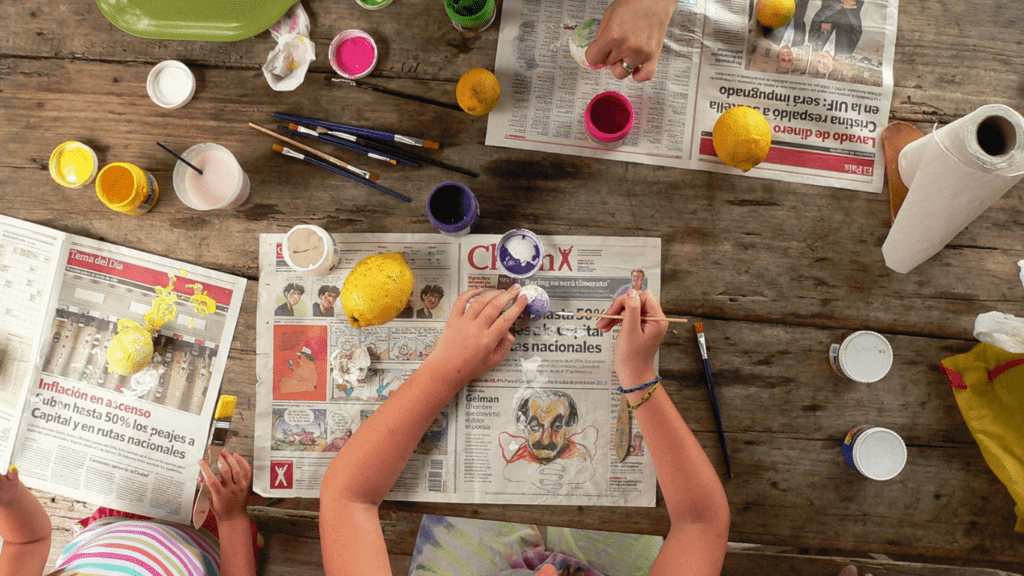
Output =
[
  {"x1": 423, "y1": 140, "x2": 440, "y2": 150},
  {"x1": 694, "y1": 322, "x2": 704, "y2": 334}
]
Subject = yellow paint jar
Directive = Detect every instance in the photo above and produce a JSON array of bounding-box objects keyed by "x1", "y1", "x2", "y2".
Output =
[
  {"x1": 49, "y1": 141, "x2": 99, "y2": 189},
  {"x1": 95, "y1": 162, "x2": 159, "y2": 215}
]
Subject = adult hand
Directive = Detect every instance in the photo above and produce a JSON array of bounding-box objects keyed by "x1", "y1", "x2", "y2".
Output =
[
  {"x1": 584, "y1": 0, "x2": 677, "y2": 82},
  {"x1": 0, "y1": 466, "x2": 20, "y2": 506},
  {"x1": 424, "y1": 286, "x2": 527, "y2": 388},
  {"x1": 596, "y1": 290, "x2": 668, "y2": 385},
  {"x1": 199, "y1": 450, "x2": 251, "y2": 522}
]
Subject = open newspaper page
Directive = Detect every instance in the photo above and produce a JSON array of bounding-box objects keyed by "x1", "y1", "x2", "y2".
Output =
[
  {"x1": 255, "y1": 233, "x2": 659, "y2": 507},
  {"x1": 10, "y1": 234, "x2": 247, "y2": 523},
  {"x1": 0, "y1": 216, "x2": 64, "y2": 469},
  {"x1": 487, "y1": 0, "x2": 898, "y2": 192}
]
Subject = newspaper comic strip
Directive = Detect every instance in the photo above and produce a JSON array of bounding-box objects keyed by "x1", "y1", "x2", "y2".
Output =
[
  {"x1": 487, "y1": 0, "x2": 898, "y2": 192},
  {"x1": 0, "y1": 215, "x2": 247, "y2": 523},
  {"x1": 255, "y1": 234, "x2": 660, "y2": 506}
]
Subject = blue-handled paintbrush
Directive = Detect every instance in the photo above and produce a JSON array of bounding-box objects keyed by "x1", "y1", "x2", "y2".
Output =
[
  {"x1": 694, "y1": 322, "x2": 733, "y2": 479},
  {"x1": 272, "y1": 145, "x2": 411, "y2": 203}
]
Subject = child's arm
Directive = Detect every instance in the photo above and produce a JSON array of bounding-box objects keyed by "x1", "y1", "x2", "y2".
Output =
[
  {"x1": 0, "y1": 466, "x2": 51, "y2": 576},
  {"x1": 597, "y1": 290, "x2": 731, "y2": 576},
  {"x1": 320, "y1": 286, "x2": 527, "y2": 576},
  {"x1": 199, "y1": 450, "x2": 256, "y2": 576}
]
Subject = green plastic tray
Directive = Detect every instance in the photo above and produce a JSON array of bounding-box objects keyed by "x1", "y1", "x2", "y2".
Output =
[{"x1": 95, "y1": 0, "x2": 298, "y2": 41}]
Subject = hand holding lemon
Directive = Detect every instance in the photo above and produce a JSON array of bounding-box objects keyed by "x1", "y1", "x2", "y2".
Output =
[{"x1": 712, "y1": 106, "x2": 772, "y2": 172}]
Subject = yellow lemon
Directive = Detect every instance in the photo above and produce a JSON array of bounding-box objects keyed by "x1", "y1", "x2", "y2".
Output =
[
  {"x1": 107, "y1": 319, "x2": 154, "y2": 376},
  {"x1": 755, "y1": 0, "x2": 796, "y2": 29},
  {"x1": 341, "y1": 253, "x2": 415, "y2": 328},
  {"x1": 712, "y1": 106, "x2": 772, "y2": 172},
  {"x1": 456, "y1": 68, "x2": 501, "y2": 116}
]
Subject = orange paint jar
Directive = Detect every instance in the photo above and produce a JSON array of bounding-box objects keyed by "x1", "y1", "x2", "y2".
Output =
[{"x1": 95, "y1": 162, "x2": 159, "y2": 215}]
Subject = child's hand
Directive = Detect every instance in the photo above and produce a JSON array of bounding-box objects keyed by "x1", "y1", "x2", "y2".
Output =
[
  {"x1": 0, "y1": 465, "x2": 20, "y2": 506},
  {"x1": 596, "y1": 289, "x2": 668, "y2": 386},
  {"x1": 424, "y1": 286, "x2": 527, "y2": 388},
  {"x1": 199, "y1": 450, "x2": 251, "y2": 522}
]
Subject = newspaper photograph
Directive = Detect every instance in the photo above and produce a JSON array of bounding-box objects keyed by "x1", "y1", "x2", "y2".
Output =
[
  {"x1": 487, "y1": 0, "x2": 898, "y2": 192},
  {"x1": 255, "y1": 233, "x2": 660, "y2": 506},
  {"x1": 0, "y1": 214, "x2": 247, "y2": 523}
]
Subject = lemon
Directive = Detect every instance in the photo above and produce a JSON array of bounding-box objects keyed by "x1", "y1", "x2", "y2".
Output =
[
  {"x1": 456, "y1": 68, "x2": 501, "y2": 116},
  {"x1": 341, "y1": 253, "x2": 414, "y2": 328},
  {"x1": 756, "y1": 0, "x2": 796, "y2": 29},
  {"x1": 712, "y1": 106, "x2": 772, "y2": 172}
]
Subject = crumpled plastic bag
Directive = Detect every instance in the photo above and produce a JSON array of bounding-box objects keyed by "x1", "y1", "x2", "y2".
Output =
[
  {"x1": 974, "y1": 311, "x2": 1024, "y2": 354},
  {"x1": 263, "y1": 3, "x2": 315, "y2": 91}
]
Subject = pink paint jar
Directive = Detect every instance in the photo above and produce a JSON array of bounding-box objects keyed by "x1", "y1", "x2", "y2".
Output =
[
  {"x1": 329, "y1": 30, "x2": 379, "y2": 80},
  {"x1": 584, "y1": 91, "x2": 634, "y2": 148}
]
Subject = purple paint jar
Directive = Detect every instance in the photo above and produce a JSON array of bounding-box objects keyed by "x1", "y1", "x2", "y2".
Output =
[
  {"x1": 585, "y1": 91, "x2": 634, "y2": 147},
  {"x1": 496, "y1": 229, "x2": 544, "y2": 278},
  {"x1": 427, "y1": 182, "x2": 479, "y2": 236}
]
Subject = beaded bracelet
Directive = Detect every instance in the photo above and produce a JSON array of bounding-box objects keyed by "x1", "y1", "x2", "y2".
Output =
[
  {"x1": 617, "y1": 375, "x2": 662, "y2": 394},
  {"x1": 625, "y1": 382, "x2": 661, "y2": 411}
]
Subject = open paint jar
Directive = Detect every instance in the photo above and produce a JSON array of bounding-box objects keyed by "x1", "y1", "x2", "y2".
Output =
[
  {"x1": 444, "y1": 0, "x2": 497, "y2": 33},
  {"x1": 354, "y1": 0, "x2": 393, "y2": 9},
  {"x1": 172, "y1": 143, "x2": 251, "y2": 210},
  {"x1": 147, "y1": 60, "x2": 196, "y2": 109},
  {"x1": 585, "y1": 91, "x2": 634, "y2": 147},
  {"x1": 50, "y1": 141, "x2": 99, "y2": 189},
  {"x1": 828, "y1": 330, "x2": 893, "y2": 383},
  {"x1": 841, "y1": 425, "x2": 907, "y2": 481},
  {"x1": 496, "y1": 229, "x2": 544, "y2": 278},
  {"x1": 95, "y1": 162, "x2": 159, "y2": 215},
  {"x1": 283, "y1": 225, "x2": 341, "y2": 276},
  {"x1": 427, "y1": 182, "x2": 479, "y2": 236},
  {"x1": 329, "y1": 30, "x2": 378, "y2": 80}
]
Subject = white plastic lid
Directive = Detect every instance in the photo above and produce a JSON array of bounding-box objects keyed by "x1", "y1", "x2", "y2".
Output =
[
  {"x1": 852, "y1": 427, "x2": 907, "y2": 481},
  {"x1": 838, "y1": 330, "x2": 893, "y2": 383},
  {"x1": 147, "y1": 61, "x2": 196, "y2": 109}
]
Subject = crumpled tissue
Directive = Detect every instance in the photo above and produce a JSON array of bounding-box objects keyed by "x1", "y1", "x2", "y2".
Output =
[
  {"x1": 263, "y1": 3, "x2": 315, "y2": 91},
  {"x1": 974, "y1": 311, "x2": 1024, "y2": 354}
]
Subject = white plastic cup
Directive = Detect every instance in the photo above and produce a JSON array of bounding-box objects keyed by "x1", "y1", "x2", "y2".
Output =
[
  {"x1": 828, "y1": 330, "x2": 893, "y2": 383},
  {"x1": 282, "y1": 225, "x2": 340, "y2": 276},
  {"x1": 841, "y1": 425, "x2": 907, "y2": 481},
  {"x1": 172, "y1": 143, "x2": 250, "y2": 210}
]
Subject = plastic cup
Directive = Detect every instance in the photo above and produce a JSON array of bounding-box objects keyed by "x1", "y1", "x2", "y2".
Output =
[
  {"x1": 585, "y1": 91, "x2": 634, "y2": 147},
  {"x1": 282, "y1": 225, "x2": 340, "y2": 276},
  {"x1": 329, "y1": 30, "x2": 378, "y2": 80},
  {"x1": 172, "y1": 143, "x2": 250, "y2": 210},
  {"x1": 427, "y1": 182, "x2": 479, "y2": 236},
  {"x1": 841, "y1": 426, "x2": 907, "y2": 481}
]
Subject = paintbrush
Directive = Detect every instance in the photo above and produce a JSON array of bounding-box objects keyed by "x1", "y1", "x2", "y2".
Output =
[
  {"x1": 248, "y1": 122, "x2": 379, "y2": 181},
  {"x1": 272, "y1": 112, "x2": 440, "y2": 149},
  {"x1": 331, "y1": 78, "x2": 464, "y2": 112},
  {"x1": 206, "y1": 394, "x2": 236, "y2": 462},
  {"x1": 286, "y1": 124, "x2": 405, "y2": 166},
  {"x1": 312, "y1": 126, "x2": 479, "y2": 177},
  {"x1": 694, "y1": 323, "x2": 733, "y2": 479},
  {"x1": 273, "y1": 145, "x2": 412, "y2": 203},
  {"x1": 552, "y1": 311, "x2": 689, "y2": 323},
  {"x1": 157, "y1": 142, "x2": 203, "y2": 175}
]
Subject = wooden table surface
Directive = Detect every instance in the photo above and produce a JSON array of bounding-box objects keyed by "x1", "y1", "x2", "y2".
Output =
[{"x1": 3, "y1": 0, "x2": 1024, "y2": 573}]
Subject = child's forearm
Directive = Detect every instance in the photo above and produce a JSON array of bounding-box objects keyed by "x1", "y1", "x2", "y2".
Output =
[
  {"x1": 217, "y1": 516, "x2": 256, "y2": 576},
  {"x1": 0, "y1": 483, "x2": 51, "y2": 545}
]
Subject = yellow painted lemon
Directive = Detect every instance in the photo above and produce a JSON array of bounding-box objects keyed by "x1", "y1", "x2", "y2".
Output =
[
  {"x1": 106, "y1": 319, "x2": 154, "y2": 376},
  {"x1": 341, "y1": 253, "x2": 415, "y2": 328},
  {"x1": 756, "y1": 0, "x2": 796, "y2": 29},
  {"x1": 712, "y1": 106, "x2": 772, "y2": 172},
  {"x1": 456, "y1": 68, "x2": 501, "y2": 116}
]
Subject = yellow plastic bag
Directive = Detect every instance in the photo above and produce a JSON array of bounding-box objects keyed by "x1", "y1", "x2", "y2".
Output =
[{"x1": 940, "y1": 343, "x2": 1024, "y2": 532}]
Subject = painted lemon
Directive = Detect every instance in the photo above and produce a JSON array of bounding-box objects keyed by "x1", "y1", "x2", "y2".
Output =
[
  {"x1": 755, "y1": 0, "x2": 796, "y2": 29},
  {"x1": 341, "y1": 253, "x2": 414, "y2": 328},
  {"x1": 712, "y1": 106, "x2": 772, "y2": 172},
  {"x1": 456, "y1": 68, "x2": 501, "y2": 116},
  {"x1": 107, "y1": 319, "x2": 154, "y2": 376}
]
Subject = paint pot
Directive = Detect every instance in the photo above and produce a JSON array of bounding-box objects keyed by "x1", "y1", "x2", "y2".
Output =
[
  {"x1": 147, "y1": 60, "x2": 196, "y2": 109},
  {"x1": 496, "y1": 229, "x2": 544, "y2": 278},
  {"x1": 444, "y1": 0, "x2": 497, "y2": 33},
  {"x1": 49, "y1": 141, "x2": 99, "y2": 189},
  {"x1": 172, "y1": 143, "x2": 251, "y2": 210},
  {"x1": 520, "y1": 285, "x2": 550, "y2": 321},
  {"x1": 426, "y1": 182, "x2": 479, "y2": 236},
  {"x1": 329, "y1": 30, "x2": 378, "y2": 80},
  {"x1": 354, "y1": 0, "x2": 393, "y2": 9},
  {"x1": 841, "y1": 425, "x2": 907, "y2": 481},
  {"x1": 282, "y1": 225, "x2": 340, "y2": 276},
  {"x1": 585, "y1": 91, "x2": 634, "y2": 147},
  {"x1": 828, "y1": 330, "x2": 893, "y2": 383},
  {"x1": 95, "y1": 162, "x2": 159, "y2": 215}
]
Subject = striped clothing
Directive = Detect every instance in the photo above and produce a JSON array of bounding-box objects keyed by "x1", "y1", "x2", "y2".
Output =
[{"x1": 55, "y1": 517, "x2": 220, "y2": 575}]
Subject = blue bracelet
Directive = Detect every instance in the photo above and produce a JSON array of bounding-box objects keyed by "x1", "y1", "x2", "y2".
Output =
[{"x1": 617, "y1": 375, "x2": 662, "y2": 394}]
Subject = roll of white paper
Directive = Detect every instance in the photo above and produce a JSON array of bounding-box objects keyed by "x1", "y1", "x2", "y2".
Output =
[{"x1": 882, "y1": 104, "x2": 1024, "y2": 273}]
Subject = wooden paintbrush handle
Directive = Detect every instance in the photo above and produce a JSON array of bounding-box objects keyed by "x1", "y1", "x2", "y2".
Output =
[{"x1": 572, "y1": 312, "x2": 688, "y2": 323}]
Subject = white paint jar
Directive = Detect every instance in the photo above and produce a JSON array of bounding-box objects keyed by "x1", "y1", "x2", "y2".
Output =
[{"x1": 828, "y1": 330, "x2": 893, "y2": 383}]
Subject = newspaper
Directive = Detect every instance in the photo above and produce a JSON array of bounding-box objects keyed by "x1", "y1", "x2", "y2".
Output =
[
  {"x1": 0, "y1": 214, "x2": 247, "y2": 523},
  {"x1": 486, "y1": 0, "x2": 898, "y2": 192},
  {"x1": 255, "y1": 233, "x2": 660, "y2": 506}
]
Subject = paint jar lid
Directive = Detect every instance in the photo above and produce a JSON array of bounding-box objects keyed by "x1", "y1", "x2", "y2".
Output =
[
  {"x1": 354, "y1": 0, "x2": 394, "y2": 9},
  {"x1": 282, "y1": 225, "x2": 340, "y2": 276},
  {"x1": 328, "y1": 30, "x2": 378, "y2": 80},
  {"x1": 496, "y1": 229, "x2": 544, "y2": 278},
  {"x1": 147, "y1": 60, "x2": 196, "y2": 109},
  {"x1": 838, "y1": 330, "x2": 893, "y2": 383},
  {"x1": 49, "y1": 141, "x2": 99, "y2": 189},
  {"x1": 851, "y1": 427, "x2": 906, "y2": 481}
]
